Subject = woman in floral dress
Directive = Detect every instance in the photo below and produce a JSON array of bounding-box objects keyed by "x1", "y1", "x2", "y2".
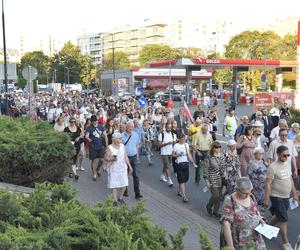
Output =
[
  {"x1": 221, "y1": 177, "x2": 266, "y2": 250},
  {"x1": 224, "y1": 140, "x2": 241, "y2": 196},
  {"x1": 247, "y1": 147, "x2": 267, "y2": 208}
]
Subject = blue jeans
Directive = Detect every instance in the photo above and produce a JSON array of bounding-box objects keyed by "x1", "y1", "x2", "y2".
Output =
[{"x1": 128, "y1": 155, "x2": 141, "y2": 196}]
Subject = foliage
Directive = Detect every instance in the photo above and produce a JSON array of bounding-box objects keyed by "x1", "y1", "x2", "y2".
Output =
[
  {"x1": 175, "y1": 47, "x2": 203, "y2": 58},
  {"x1": 0, "y1": 183, "x2": 213, "y2": 250},
  {"x1": 50, "y1": 41, "x2": 95, "y2": 85},
  {"x1": 102, "y1": 51, "x2": 130, "y2": 71},
  {"x1": 138, "y1": 44, "x2": 178, "y2": 66},
  {"x1": 199, "y1": 228, "x2": 214, "y2": 250},
  {"x1": 224, "y1": 30, "x2": 297, "y2": 91},
  {"x1": 288, "y1": 107, "x2": 300, "y2": 126},
  {"x1": 17, "y1": 51, "x2": 50, "y2": 88},
  {"x1": 0, "y1": 116, "x2": 74, "y2": 186}
]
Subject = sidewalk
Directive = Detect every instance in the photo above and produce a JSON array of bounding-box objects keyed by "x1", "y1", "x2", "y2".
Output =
[{"x1": 73, "y1": 168, "x2": 220, "y2": 250}]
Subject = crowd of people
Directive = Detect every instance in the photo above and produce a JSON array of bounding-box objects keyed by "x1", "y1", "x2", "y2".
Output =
[{"x1": 1, "y1": 91, "x2": 299, "y2": 250}]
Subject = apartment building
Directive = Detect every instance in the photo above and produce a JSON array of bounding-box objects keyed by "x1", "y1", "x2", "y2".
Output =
[
  {"x1": 77, "y1": 33, "x2": 104, "y2": 65},
  {"x1": 102, "y1": 23, "x2": 168, "y2": 65}
]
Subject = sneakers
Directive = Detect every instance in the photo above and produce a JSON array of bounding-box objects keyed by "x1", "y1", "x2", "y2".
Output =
[
  {"x1": 282, "y1": 243, "x2": 293, "y2": 250},
  {"x1": 92, "y1": 174, "x2": 97, "y2": 181},
  {"x1": 160, "y1": 174, "x2": 167, "y2": 182},
  {"x1": 80, "y1": 166, "x2": 85, "y2": 171},
  {"x1": 167, "y1": 177, "x2": 173, "y2": 187}
]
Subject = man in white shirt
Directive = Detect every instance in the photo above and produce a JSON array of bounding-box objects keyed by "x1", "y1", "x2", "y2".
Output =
[
  {"x1": 158, "y1": 123, "x2": 177, "y2": 187},
  {"x1": 270, "y1": 119, "x2": 288, "y2": 142},
  {"x1": 267, "y1": 128, "x2": 298, "y2": 177}
]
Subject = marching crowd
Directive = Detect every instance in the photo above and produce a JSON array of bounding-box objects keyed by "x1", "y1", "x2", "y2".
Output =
[{"x1": 1, "y1": 91, "x2": 300, "y2": 250}]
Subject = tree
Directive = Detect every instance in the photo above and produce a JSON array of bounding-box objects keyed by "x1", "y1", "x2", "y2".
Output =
[
  {"x1": 279, "y1": 33, "x2": 297, "y2": 60},
  {"x1": 224, "y1": 30, "x2": 282, "y2": 60},
  {"x1": 175, "y1": 47, "x2": 203, "y2": 58},
  {"x1": 138, "y1": 44, "x2": 177, "y2": 66},
  {"x1": 50, "y1": 41, "x2": 94, "y2": 86},
  {"x1": 18, "y1": 51, "x2": 50, "y2": 88},
  {"x1": 102, "y1": 51, "x2": 130, "y2": 71}
]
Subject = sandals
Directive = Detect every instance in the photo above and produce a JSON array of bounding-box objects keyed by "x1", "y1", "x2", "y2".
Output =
[{"x1": 182, "y1": 196, "x2": 189, "y2": 203}]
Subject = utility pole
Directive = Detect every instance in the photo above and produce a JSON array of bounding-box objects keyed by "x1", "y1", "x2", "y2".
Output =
[
  {"x1": 111, "y1": 34, "x2": 116, "y2": 95},
  {"x1": 2, "y1": 0, "x2": 8, "y2": 115}
]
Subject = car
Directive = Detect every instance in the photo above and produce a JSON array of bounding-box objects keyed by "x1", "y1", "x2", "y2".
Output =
[{"x1": 172, "y1": 91, "x2": 182, "y2": 101}]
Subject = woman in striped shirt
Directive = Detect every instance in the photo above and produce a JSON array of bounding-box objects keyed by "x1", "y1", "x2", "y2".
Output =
[{"x1": 204, "y1": 141, "x2": 226, "y2": 218}]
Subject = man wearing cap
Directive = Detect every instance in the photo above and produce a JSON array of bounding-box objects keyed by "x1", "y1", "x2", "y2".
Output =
[{"x1": 85, "y1": 114, "x2": 108, "y2": 181}]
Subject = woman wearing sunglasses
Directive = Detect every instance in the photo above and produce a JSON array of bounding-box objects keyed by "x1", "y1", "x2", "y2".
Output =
[{"x1": 203, "y1": 141, "x2": 225, "y2": 218}]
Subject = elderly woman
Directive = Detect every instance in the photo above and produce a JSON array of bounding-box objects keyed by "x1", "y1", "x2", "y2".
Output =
[
  {"x1": 104, "y1": 132, "x2": 133, "y2": 206},
  {"x1": 224, "y1": 140, "x2": 240, "y2": 196},
  {"x1": 204, "y1": 141, "x2": 225, "y2": 218},
  {"x1": 237, "y1": 125, "x2": 256, "y2": 176},
  {"x1": 221, "y1": 177, "x2": 266, "y2": 250},
  {"x1": 247, "y1": 147, "x2": 267, "y2": 210}
]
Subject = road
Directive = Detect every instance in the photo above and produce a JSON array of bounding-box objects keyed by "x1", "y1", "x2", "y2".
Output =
[{"x1": 73, "y1": 102, "x2": 300, "y2": 250}]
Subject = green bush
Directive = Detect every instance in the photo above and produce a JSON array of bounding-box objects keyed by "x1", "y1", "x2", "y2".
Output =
[
  {"x1": 0, "y1": 182, "x2": 216, "y2": 249},
  {"x1": 0, "y1": 116, "x2": 74, "y2": 186},
  {"x1": 288, "y1": 107, "x2": 300, "y2": 126}
]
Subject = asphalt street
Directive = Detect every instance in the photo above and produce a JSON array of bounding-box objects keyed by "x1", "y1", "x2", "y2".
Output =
[{"x1": 73, "y1": 101, "x2": 300, "y2": 250}]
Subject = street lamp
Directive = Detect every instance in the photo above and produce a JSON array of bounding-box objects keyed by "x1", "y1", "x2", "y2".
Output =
[
  {"x1": 2, "y1": 0, "x2": 8, "y2": 115},
  {"x1": 103, "y1": 32, "x2": 116, "y2": 95}
]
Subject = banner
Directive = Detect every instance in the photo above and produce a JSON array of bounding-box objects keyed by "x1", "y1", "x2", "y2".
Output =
[{"x1": 254, "y1": 93, "x2": 295, "y2": 111}]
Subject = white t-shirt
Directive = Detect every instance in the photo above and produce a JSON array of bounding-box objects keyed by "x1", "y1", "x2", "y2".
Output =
[
  {"x1": 270, "y1": 126, "x2": 280, "y2": 140},
  {"x1": 173, "y1": 143, "x2": 189, "y2": 163},
  {"x1": 158, "y1": 131, "x2": 177, "y2": 155}
]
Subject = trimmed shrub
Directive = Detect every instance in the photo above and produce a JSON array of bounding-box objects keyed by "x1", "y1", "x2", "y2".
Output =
[
  {"x1": 0, "y1": 116, "x2": 74, "y2": 186},
  {"x1": 0, "y1": 182, "x2": 183, "y2": 249}
]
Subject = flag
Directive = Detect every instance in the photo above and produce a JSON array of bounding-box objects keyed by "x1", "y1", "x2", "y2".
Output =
[{"x1": 183, "y1": 101, "x2": 194, "y2": 123}]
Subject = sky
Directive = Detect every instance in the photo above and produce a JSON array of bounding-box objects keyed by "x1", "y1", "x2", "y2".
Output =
[{"x1": 1, "y1": 0, "x2": 300, "y2": 51}]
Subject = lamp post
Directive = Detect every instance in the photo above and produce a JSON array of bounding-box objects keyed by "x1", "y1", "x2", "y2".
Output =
[{"x1": 2, "y1": 0, "x2": 8, "y2": 115}]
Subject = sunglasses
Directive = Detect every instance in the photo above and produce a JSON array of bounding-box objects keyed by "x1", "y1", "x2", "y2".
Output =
[
  {"x1": 214, "y1": 146, "x2": 221, "y2": 149},
  {"x1": 70, "y1": 121, "x2": 76, "y2": 123},
  {"x1": 282, "y1": 154, "x2": 290, "y2": 157}
]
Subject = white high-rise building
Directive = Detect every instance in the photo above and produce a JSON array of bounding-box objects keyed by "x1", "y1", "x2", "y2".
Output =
[{"x1": 77, "y1": 33, "x2": 104, "y2": 65}]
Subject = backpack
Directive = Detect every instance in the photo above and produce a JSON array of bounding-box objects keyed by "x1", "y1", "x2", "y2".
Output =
[{"x1": 160, "y1": 131, "x2": 175, "y2": 148}]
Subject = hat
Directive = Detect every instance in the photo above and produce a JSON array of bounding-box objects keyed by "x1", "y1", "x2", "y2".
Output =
[
  {"x1": 227, "y1": 139, "x2": 237, "y2": 146},
  {"x1": 253, "y1": 120, "x2": 263, "y2": 127},
  {"x1": 90, "y1": 115, "x2": 98, "y2": 122},
  {"x1": 254, "y1": 147, "x2": 264, "y2": 154}
]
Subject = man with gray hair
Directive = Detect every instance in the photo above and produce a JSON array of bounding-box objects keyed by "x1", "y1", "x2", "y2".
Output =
[
  {"x1": 270, "y1": 119, "x2": 288, "y2": 142},
  {"x1": 192, "y1": 123, "x2": 213, "y2": 186},
  {"x1": 288, "y1": 123, "x2": 300, "y2": 141},
  {"x1": 121, "y1": 121, "x2": 143, "y2": 199}
]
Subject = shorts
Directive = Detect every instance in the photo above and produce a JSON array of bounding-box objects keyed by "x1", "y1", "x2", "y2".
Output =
[
  {"x1": 270, "y1": 196, "x2": 289, "y2": 222},
  {"x1": 162, "y1": 155, "x2": 172, "y2": 167},
  {"x1": 89, "y1": 148, "x2": 104, "y2": 161},
  {"x1": 176, "y1": 162, "x2": 189, "y2": 184}
]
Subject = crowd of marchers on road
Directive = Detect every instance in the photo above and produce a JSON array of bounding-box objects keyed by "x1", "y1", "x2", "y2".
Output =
[{"x1": 0, "y1": 90, "x2": 300, "y2": 250}]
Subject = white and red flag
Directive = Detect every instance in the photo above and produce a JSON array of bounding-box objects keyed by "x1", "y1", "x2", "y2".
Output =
[{"x1": 183, "y1": 101, "x2": 194, "y2": 123}]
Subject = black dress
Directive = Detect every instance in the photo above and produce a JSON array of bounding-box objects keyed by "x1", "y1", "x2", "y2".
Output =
[{"x1": 64, "y1": 126, "x2": 82, "y2": 163}]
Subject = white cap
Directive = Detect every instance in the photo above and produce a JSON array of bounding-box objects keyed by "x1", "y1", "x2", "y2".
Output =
[{"x1": 254, "y1": 147, "x2": 264, "y2": 154}]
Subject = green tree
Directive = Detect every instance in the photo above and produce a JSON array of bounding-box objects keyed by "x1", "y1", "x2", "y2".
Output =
[
  {"x1": 138, "y1": 44, "x2": 177, "y2": 66},
  {"x1": 175, "y1": 47, "x2": 204, "y2": 58},
  {"x1": 224, "y1": 30, "x2": 281, "y2": 60},
  {"x1": 279, "y1": 33, "x2": 297, "y2": 60},
  {"x1": 18, "y1": 51, "x2": 50, "y2": 88},
  {"x1": 102, "y1": 51, "x2": 130, "y2": 71},
  {"x1": 50, "y1": 41, "x2": 94, "y2": 86}
]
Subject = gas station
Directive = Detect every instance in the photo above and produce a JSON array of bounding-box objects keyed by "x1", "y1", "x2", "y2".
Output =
[
  {"x1": 148, "y1": 57, "x2": 296, "y2": 110},
  {"x1": 148, "y1": 21, "x2": 300, "y2": 110}
]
